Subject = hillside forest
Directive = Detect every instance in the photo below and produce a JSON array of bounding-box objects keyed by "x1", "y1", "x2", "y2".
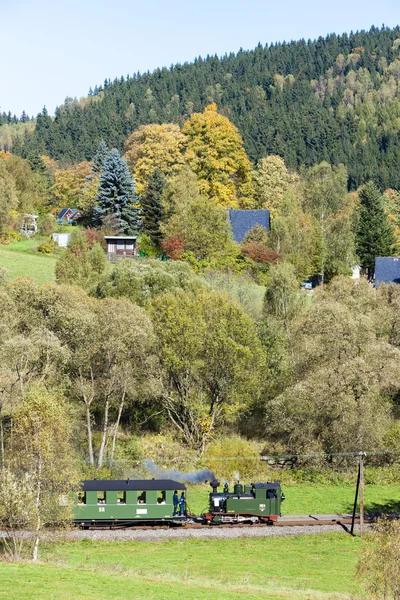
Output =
[{"x1": 2, "y1": 28, "x2": 400, "y2": 550}]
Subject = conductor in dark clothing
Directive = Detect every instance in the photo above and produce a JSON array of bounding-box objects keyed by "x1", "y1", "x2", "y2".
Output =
[
  {"x1": 173, "y1": 490, "x2": 179, "y2": 515},
  {"x1": 179, "y1": 492, "x2": 185, "y2": 516}
]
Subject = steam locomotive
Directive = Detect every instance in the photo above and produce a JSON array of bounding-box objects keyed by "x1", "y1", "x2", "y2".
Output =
[
  {"x1": 205, "y1": 479, "x2": 285, "y2": 524},
  {"x1": 73, "y1": 478, "x2": 285, "y2": 528}
]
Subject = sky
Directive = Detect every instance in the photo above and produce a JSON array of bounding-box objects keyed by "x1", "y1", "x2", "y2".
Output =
[{"x1": 1, "y1": 0, "x2": 400, "y2": 118}]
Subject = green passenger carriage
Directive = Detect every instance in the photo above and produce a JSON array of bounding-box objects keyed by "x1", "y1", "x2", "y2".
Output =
[{"x1": 74, "y1": 479, "x2": 187, "y2": 527}]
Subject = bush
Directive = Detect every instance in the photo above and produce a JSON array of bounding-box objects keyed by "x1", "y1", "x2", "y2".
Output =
[
  {"x1": 37, "y1": 241, "x2": 56, "y2": 254},
  {"x1": 138, "y1": 233, "x2": 159, "y2": 257},
  {"x1": 162, "y1": 237, "x2": 185, "y2": 260}
]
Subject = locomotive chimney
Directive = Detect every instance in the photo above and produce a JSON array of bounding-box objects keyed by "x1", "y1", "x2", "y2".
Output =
[{"x1": 210, "y1": 480, "x2": 220, "y2": 493}]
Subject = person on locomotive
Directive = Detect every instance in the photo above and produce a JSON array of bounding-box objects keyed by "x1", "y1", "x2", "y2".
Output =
[
  {"x1": 173, "y1": 490, "x2": 179, "y2": 515},
  {"x1": 179, "y1": 492, "x2": 185, "y2": 516}
]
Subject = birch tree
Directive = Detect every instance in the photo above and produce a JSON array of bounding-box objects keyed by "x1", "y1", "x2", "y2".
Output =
[{"x1": 7, "y1": 386, "x2": 79, "y2": 561}]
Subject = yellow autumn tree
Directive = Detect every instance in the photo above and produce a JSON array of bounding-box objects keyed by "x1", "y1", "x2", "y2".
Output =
[
  {"x1": 124, "y1": 123, "x2": 186, "y2": 195},
  {"x1": 182, "y1": 103, "x2": 255, "y2": 208},
  {"x1": 51, "y1": 161, "x2": 92, "y2": 211},
  {"x1": 253, "y1": 155, "x2": 299, "y2": 218}
]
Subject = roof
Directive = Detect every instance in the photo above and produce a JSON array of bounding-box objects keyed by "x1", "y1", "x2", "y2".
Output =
[
  {"x1": 57, "y1": 208, "x2": 81, "y2": 220},
  {"x1": 104, "y1": 236, "x2": 137, "y2": 241},
  {"x1": 253, "y1": 482, "x2": 281, "y2": 489},
  {"x1": 375, "y1": 257, "x2": 400, "y2": 285},
  {"x1": 81, "y1": 479, "x2": 187, "y2": 492},
  {"x1": 228, "y1": 209, "x2": 270, "y2": 243}
]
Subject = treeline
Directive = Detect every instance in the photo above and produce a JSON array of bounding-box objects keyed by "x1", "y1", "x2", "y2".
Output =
[
  {"x1": 3, "y1": 26, "x2": 400, "y2": 188},
  {"x1": 2, "y1": 264, "x2": 400, "y2": 468}
]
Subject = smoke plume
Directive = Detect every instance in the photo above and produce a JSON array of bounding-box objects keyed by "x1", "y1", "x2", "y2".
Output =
[{"x1": 144, "y1": 460, "x2": 216, "y2": 484}]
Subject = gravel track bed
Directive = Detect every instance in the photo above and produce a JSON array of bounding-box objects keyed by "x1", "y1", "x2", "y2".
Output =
[
  {"x1": 1, "y1": 524, "x2": 369, "y2": 543},
  {"x1": 55, "y1": 523, "x2": 362, "y2": 541}
]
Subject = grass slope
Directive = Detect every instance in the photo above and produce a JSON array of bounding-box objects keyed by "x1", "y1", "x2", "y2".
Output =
[
  {"x1": 0, "y1": 534, "x2": 364, "y2": 599},
  {"x1": 0, "y1": 238, "x2": 58, "y2": 285}
]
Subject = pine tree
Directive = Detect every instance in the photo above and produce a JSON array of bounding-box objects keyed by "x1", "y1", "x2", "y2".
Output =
[
  {"x1": 356, "y1": 181, "x2": 397, "y2": 280},
  {"x1": 93, "y1": 149, "x2": 141, "y2": 234},
  {"x1": 140, "y1": 168, "x2": 166, "y2": 247},
  {"x1": 92, "y1": 140, "x2": 109, "y2": 174}
]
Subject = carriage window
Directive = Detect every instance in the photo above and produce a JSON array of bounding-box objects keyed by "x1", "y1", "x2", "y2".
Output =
[
  {"x1": 97, "y1": 491, "x2": 106, "y2": 504},
  {"x1": 117, "y1": 491, "x2": 126, "y2": 504},
  {"x1": 78, "y1": 492, "x2": 86, "y2": 505},
  {"x1": 266, "y1": 489, "x2": 277, "y2": 499},
  {"x1": 137, "y1": 491, "x2": 146, "y2": 504},
  {"x1": 157, "y1": 491, "x2": 166, "y2": 504}
]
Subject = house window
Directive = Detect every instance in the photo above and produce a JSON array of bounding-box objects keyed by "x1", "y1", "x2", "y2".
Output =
[
  {"x1": 97, "y1": 491, "x2": 106, "y2": 504},
  {"x1": 108, "y1": 243, "x2": 115, "y2": 253},
  {"x1": 137, "y1": 491, "x2": 146, "y2": 504},
  {"x1": 117, "y1": 240, "x2": 125, "y2": 249}
]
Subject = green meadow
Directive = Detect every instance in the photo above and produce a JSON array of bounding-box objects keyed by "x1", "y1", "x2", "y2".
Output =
[
  {"x1": 0, "y1": 238, "x2": 58, "y2": 285},
  {"x1": 0, "y1": 533, "x2": 364, "y2": 599}
]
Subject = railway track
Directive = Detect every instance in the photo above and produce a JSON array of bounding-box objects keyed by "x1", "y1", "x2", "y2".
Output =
[{"x1": 75, "y1": 513, "x2": 389, "y2": 530}]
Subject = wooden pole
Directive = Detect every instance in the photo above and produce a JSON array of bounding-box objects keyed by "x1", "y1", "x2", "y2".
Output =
[{"x1": 359, "y1": 452, "x2": 365, "y2": 537}]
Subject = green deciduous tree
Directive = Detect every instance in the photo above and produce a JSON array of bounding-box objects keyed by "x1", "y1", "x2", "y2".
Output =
[
  {"x1": 0, "y1": 161, "x2": 18, "y2": 237},
  {"x1": 55, "y1": 229, "x2": 106, "y2": 290},
  {"x1": 253, "y1": 155, "x2": 298, "y2": 217},
  {"x1": 7, "y1": 386, "x2": 79, "y2": 560},
  {"x1": 302, "y1": 162, "x2": 355, "y2": 284},
  {"x1": 151, "y1": 289, "x2": 262, "y2": 453},
  {"x1": 162, "y1": 167, "x2": 236, "y2": 262}
]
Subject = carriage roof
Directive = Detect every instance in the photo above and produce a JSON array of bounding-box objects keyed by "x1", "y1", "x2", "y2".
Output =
[{"x1": 81, "y1": 479, "x2": 187, "y2": 492}]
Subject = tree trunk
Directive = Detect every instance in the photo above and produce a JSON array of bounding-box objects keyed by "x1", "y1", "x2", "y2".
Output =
[
  {"x1": 33, "y1": 458, "x2": 42, "y2": 561},
  {"x1": 85, "y1": 402, "x2": 94, "y2": 466},
  {"x1": 110, "y1": 392, "x2": 125, "y2": 466},
  {"x1": 0, "y1": 417, "x2": 4, "y2": 466},
  {"x1": 97, "y1": 398, "x2": 110, "y2": 469}
]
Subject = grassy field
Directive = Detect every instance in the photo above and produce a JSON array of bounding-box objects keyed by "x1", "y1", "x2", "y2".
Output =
[
  {"x1": 0, "y1": 533, "x2": 365, "y2": 599},
  {"x1": 185, "y1": 483, "x2": 400, "y2": 516},
  {"x1": 0, "y1": 237, "x2": 58, "y2": 285}
]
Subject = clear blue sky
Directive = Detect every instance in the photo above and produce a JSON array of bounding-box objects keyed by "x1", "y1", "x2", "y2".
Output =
[{"x1": 1, "y1": 0, "x2": 399, "y2": 117}]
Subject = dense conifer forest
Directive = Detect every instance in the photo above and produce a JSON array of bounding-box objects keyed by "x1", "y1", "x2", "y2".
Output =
[{"x1": 2, "y1": 26, "x2": 400, "y2": 189}]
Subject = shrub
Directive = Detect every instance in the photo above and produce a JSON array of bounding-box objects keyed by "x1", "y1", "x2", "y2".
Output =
[
  {"x1": 162, "y1": 237, "x2": 185, "y2": 260},
  {"x1": 138, "y1": 233, "x2": 159, "y2": 257},
  {"x1": 242, "y1": 241, "x2": 279, "y2": 264},
  {"x1": 37, "y1": 241, "x2": 56, "y2": 254}
]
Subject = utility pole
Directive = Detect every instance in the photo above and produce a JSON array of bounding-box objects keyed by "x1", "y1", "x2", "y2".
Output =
[
  {"x1": 351, "y1": 451, "x2": 366, "y2": 537},
  {"x1": 359, "y1": 451, "x2": 365, "y2": 537}
]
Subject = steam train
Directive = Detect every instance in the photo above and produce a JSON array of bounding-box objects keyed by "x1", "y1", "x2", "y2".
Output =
[{"x1": 73, "y1": 478, "x2": 285, "y2": 528}]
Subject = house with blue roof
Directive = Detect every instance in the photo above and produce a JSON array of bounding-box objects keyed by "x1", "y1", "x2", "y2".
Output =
[
  {"x1": 374, "y1": 257, "x2": 400, "y2": 286},
  {"x1": 56, "y1": 208, "x2": 81, "y2": 223},
  {"x1": 228, "y1": 208, "x2": 270, "y2": 243}
]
